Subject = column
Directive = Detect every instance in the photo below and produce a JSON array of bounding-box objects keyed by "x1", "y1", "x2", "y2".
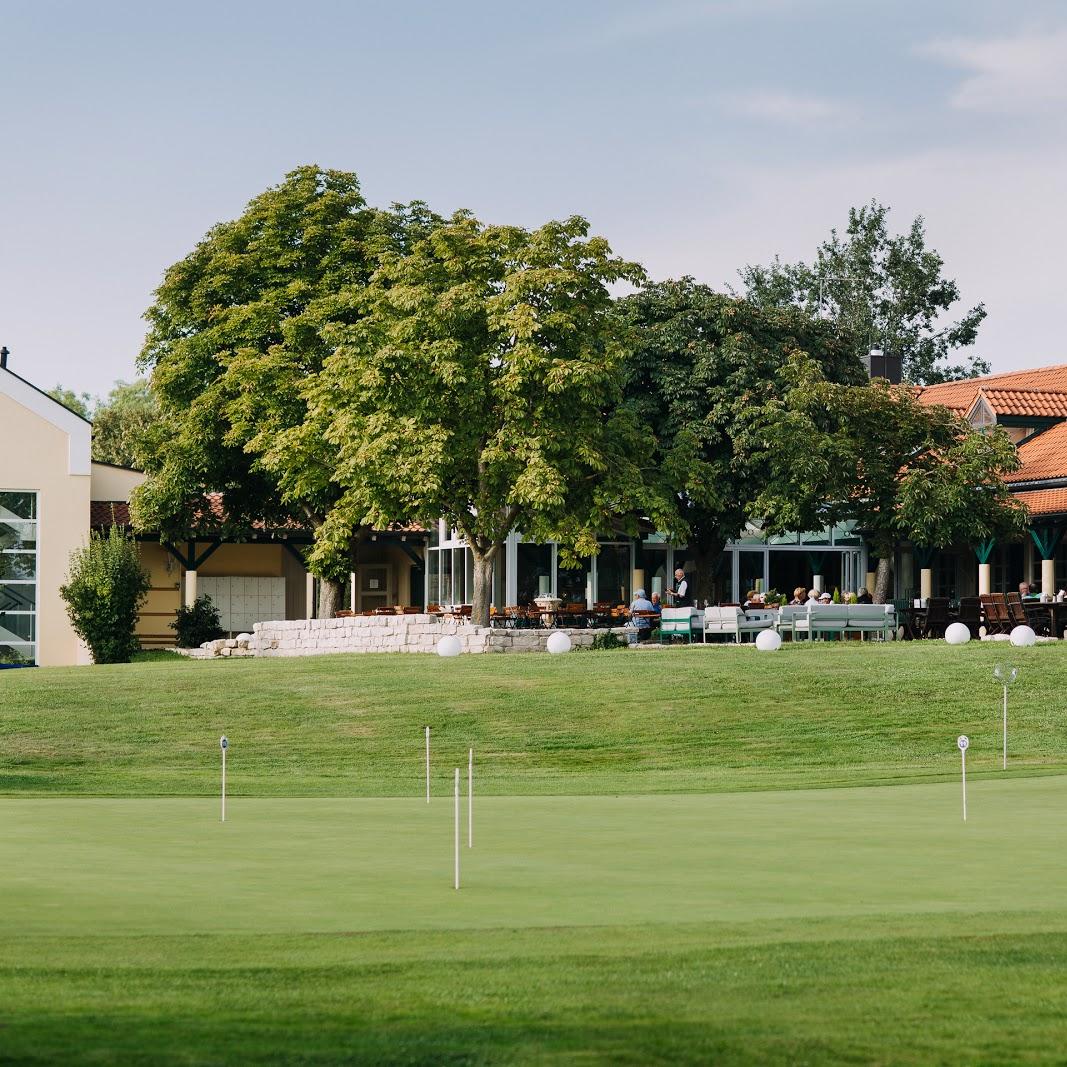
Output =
[
  {"x1": 978, "y1": 564, "x2": 991, "y2": 595},
  {"x1": 184, "y1": 568, "x2": 197, "y2": 608},
  {"x1": 1042, "y1": 558, "x2": 1056, "y2": 598},
  {"x1": 1029, "y1": 527, "x2": 1063, "y2": 599},
  {"x1": 919, "y1": 569, "x2": 933, "y2": 601},
  {"x1": 349, "y1": 571, "x2": 357, "y2": 612},
  {"x1": 305, "y1": 572, "x2": 315, "y2": 619}
]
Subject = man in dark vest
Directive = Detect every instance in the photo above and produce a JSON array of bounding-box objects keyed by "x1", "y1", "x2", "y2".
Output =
[{"x1": 666, "y1": 567, "x2": 691, "y2": 608}]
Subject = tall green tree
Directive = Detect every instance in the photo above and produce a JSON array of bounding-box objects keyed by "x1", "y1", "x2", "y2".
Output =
[
  {"x1": 617, "y1": 279, "x2": 863, "y2": 604},
  {"x1": 134, "y1": 166, "x2": 434, "y2": 617},
  {"x1": 750, "y1": 359, "x2": 1026, "y2": 602},
  {"x1": 92, "y1": 379, "x2": 158, "y2": 468},
  {"x1": 739, "y1": 201, "x2": 988, "y2": 385},
  {"x1": 310, "y1": 212, "x2": 666, "y2": 626},
  {"x1": 46, "y1": 385, "x2": 92, "y2": 420}
]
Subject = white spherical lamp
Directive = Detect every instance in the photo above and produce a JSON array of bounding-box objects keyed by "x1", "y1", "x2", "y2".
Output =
[
  {"x1": 944, "y1": 622, "x2": 971, "y2": 646},
  {"x1": 1009, "y1": 625, "x2": 1037, "y2": 647},
  {"x1": 436, "y1": 635, "x2": 462, "y2": 657},
  {"x1": 546, "y1": 631, "x2": 572, "y2": 655},
  {"x1": 755, "y1": 629, "x2": 782, "y2": 652}
]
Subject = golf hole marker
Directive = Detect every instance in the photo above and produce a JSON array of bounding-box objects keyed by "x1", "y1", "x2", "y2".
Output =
[
  {"x1": 453, "y1": 766, "x2": 460, "y2": 890},
  {"x1": 958, "y1": 734, "x2": 969, "y2": 821},
  {"x1": 425, "y1": 726, "x2": 431, "y2": 804},
  {"x1": 993, "y1": 664, "x2": 1019, "y2": 771},
  {"x1": 220, "y1": 735, "x2": 228, "y2": 823}
]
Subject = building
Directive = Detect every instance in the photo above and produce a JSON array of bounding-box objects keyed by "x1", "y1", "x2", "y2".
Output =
[{"x1": 1, "y1": 354, "x2": 426, "y2": 666}]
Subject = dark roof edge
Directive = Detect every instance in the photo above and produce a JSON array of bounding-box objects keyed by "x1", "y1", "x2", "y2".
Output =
[{"x1": 0, "y1": 364, "x2": 93, "y2": 425}]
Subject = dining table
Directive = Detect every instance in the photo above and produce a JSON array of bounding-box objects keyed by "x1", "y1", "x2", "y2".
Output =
[{"x1": 1023, "y1": 600, "x2": 1067, "y2": 638}]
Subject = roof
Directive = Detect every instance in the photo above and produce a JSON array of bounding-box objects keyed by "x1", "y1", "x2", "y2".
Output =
[
  {"x1": 915, "y1": 363, "x2": 1067, "y2": 414},
  {"x1": 1006, "y1": 421, "x2": 1067, "y2": 484},
  {"x1": 0, "y1": 363, "x2": 93, "y2": 425},
  {"x1": 974, "y1": 388, "x2": 1067, "y2": 420},
  {"x1": 1012, "y1": 488, "x2": 1067, "y2": 518}
]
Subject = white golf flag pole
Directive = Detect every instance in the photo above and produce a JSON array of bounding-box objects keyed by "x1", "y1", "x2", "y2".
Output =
[
  {"x1": 425, "y1": 726, "x2": 431, "y2": 804},
  {"x1": 220, "y1": 735, "x2": 228, "y2": 823},
  {"x1": 468, "y1": 747, "x2": 473, "y2": 849},
  {"x1": 958, "y1": 735, "x2": 969, "y2": 821},
  {"x1": 1002, "y1": 686, "x2": 1008, "y2": 770},
  {"x1": 454, "y1": 767, "x2": 460, "y2": 889}
]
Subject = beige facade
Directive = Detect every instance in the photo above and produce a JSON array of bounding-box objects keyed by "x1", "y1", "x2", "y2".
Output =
[{"x1": 0, "y1": 367, "x2": 92, "y2": 667}]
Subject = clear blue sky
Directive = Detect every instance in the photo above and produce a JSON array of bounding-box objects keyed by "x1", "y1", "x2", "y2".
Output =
[{"x1": 2, "y1": 0, "x2": 1065, "y2": 394}]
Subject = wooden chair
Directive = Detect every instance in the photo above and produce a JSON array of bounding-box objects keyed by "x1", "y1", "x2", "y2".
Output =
[
  {"x1": 1005, "y1": 593, "x2": 1029, "y2": 628},
  {"x1": 922, "y1": 598, "x2": 951, "y2": 639},
  {"x1": 990, "y1": 593, "x2": 1011, "y2": 633},
  {"x1": 957, "y1": 597, "x2": 981, "y2": 638}
]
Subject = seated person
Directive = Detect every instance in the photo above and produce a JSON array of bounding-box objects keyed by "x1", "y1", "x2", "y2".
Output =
[
  {"x1": 1019, "y1": 581, "x2": 1038, "y2": 600},
  {"x1": 629, "y1": 588, "x2": 655, "y2": 640},
  {"x1": 818, "y1": 591, "x2": 833, "y2": 605},
  {"x1": 650, "y1": 591, "x2": 662, "y2": 613},
  {"x1": 743, "y1": 589, "x2": 766, "y2": 609},
  {"x1": 805, "y1": 588, "x2": 821, "y2": 605},
  {"x1": 856, "y1": 587, "x2": 873, "y2": 604},
  {"x1": 789, "y1": 586, "x2": 808, "y2": 606}
]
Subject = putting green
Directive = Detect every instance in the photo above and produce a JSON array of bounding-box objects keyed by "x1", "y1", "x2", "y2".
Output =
[{"x1": 4, "y1": 776, "x2": 1065, "y2": 937}]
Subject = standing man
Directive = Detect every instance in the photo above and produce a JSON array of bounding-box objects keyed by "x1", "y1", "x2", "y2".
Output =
[{"x1": 666, "y1": 567, "x2": 691, "y2": 608}]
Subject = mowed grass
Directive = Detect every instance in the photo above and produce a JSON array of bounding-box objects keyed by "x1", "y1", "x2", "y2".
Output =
[
  {"x1": 2, "y1": 641, "x2": 1066, "y2": 796},
  {"x1": 4, "y1": 644, "x2": 1067, "y2": 1064}
]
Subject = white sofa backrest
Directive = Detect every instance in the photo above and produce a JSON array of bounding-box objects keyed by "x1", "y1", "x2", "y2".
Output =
[{"x1": 846, "y1": 605, "x2": 894, "y2": 623}]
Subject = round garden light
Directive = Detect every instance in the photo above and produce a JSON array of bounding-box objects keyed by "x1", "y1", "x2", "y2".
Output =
[
  {"x1": 436, "y1": 635, "x2": 462, "y2": 657},
  {"x1": 1009, "y1": 625, "x2": 1037, "y2": 647},
  {"x1": 944, "y1": 622, "x2": 970, "y2": 645},
  {"x1": 546, "y1": 631, "x2": 572, "y2": 655},
  {"x1": 755, "y1": 630, "x2": 782, "y2": 652}
]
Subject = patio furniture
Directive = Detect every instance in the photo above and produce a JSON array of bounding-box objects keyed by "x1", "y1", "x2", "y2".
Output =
[
  {"x1": 1005, "y1": 593, "x2": 1030, "y2": 628},
  {"x1": 737, "y1": 609, "x2": 777, "y2": 642},
  {"x1": 792, "y1": 605, "x2": 849, "y2": 640},
  {"x1": 659, "y1": 606, "x2": 697, "y2": 644},
  {"x1": 844, "y1": 604, "x2": 896, "y2": 641},
  {"x1": 990, "y1": 594, "x2": 1011, "y2": 634},
  {"x1": 979, "y1": 594, "x2": 1004, "y2": 634},
  {"x1": 1023, "y1": 601, "x2": 1067, "y2": 638},
  {"x1": 956, "y1": 597, "x2": 982, "y2": 639},
  {"x1": 921, "y1": 597, "x2": 951, "y2": 639}
]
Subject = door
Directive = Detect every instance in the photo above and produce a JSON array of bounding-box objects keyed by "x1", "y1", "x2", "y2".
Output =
[{"x1": 358, "y1": 566, "x2": 391, "y2": 611}]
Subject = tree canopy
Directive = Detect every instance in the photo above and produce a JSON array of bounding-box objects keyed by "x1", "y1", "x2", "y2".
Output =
[
  {"x1": 133, "y1": 165, "x2": 434, "y2": 615},
  {"x1": 309, "y1": 211, "x2": 667, "y2": 625},
  {"x1": 739, "y1": 201, "x2": 988, "y2": 385},
  {"x1": 751, "y1": 358, "x2": 1026, "y2": 601},
  {"x1": 617, "y1": 279, "x2": 864, "y2": 602}
]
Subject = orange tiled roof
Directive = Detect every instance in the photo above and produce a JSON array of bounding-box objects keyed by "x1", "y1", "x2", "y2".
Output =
[
  {"x1": 978, "y1": 388, "x2": 1067, "y2": 419},
  {"x1": 1006, "y1": 422, "x2": 1067, "y2": 483},
  {"x1": 1012, "y1": 488, "x2": 1067, "y2": 517},
  {"x1": 915, "y1": 363, "x2": 1067, "y2": 414}
]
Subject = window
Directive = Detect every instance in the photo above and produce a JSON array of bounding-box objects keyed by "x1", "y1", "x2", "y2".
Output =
[{"x1": 0, "y1": 492, "x2": 37, "y2": 665}]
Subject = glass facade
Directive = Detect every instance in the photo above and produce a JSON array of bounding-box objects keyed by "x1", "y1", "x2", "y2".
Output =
[{"x1": 0, "y1": 491, "x2": 37, "y2": 665}]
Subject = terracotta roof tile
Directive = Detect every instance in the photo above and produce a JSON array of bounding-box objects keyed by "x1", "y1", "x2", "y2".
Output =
[
  {"x1": 1006, "y1": 421, "x2": 1067, "y2": 483},
  {"x1": 1013, "y1": 488, "x2": 1067, "y2": 517},
  {"x1": 979, "y1": 388, "x2": 1067, "y2": 419},
  {"x1": 915, "y1": 363, "x2": 1067, "y2": 414}
]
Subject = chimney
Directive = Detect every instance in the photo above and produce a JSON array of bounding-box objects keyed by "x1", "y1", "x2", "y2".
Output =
[
  {"x1": 0, "y1": 346, "x2": 8, "y2": 370},
  {"x1": 864, "y1": 348, "x2": 902, "y2": 384}
]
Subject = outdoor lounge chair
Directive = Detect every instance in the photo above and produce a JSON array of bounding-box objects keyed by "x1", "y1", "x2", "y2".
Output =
[
  {"x1": 793, "y1": 604, "x2": 849, "y2": 640},
  {"x1": 844, "y1": 604, "x2": 895, "y2": 640},
  {"x1": 1005, "y1": 593, "x2": 1029, "y2": 628},
  {"x1": 921, "y1": 597, "x2": 950, "y2": 639},
  {"x1": 659, "y1": 606, "x2": 697, "y2": 643},
  {"x1": 956, "y1": 597, "x2": 981, "y2": 638}
]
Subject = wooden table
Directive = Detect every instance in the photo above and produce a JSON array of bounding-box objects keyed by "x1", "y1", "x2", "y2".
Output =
[{"x1": 1024, "y1": 601, "x2": 1067, "y2": 638}]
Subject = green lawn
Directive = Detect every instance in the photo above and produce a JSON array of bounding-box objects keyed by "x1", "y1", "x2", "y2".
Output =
[{"x1": 3, "y1": 644, "x2": 1067, "y2": 1063}]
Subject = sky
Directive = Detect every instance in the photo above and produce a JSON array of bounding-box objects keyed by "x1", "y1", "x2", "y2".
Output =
[{"x1": 2, "y1": 0, "x2": 1065, "y2": 395}]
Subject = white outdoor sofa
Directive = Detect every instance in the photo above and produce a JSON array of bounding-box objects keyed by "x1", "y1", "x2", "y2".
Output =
[
  {"x1": 702, "y1": 607, "x2": 776, "y2": 643},
  {"x1": 782, "y1": 603, "x2": 896, "y2": 641}
]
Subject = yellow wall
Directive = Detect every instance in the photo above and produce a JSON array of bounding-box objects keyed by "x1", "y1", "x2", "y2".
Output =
[
  {"x1": 197, "y1": 543, "x2": 285, "y2": 577},
  {"x1": 0, "y1": 392, "x2": 91, "y2": 667},
  {"x1": 135, "y1": 542, "x2": 182, "y2": 647},
  {"x1": 90, "y1": 462, "x2": 145, "y2": 500}
]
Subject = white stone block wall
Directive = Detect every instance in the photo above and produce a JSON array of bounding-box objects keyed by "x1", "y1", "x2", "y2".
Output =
[{"x1": 250, "y1": 616, "x2": 633, "y2": 657}]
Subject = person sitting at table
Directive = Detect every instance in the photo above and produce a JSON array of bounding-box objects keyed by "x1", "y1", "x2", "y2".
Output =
[
  {"x1": 789, "y1": 586, "x2": 808, "y2": 606},
  {"x1": 629, "y1": 588, "x2": 655, "y2": 640},
  {"x1": 856, "y1": 587, "x2": 872, "y2": 604},
  {"x1": 805, "y1": 588, "x2": 821, "y2": 605},
  {"x1": 818, "y1": 591, "x2": 832, "y2": 604},
  {"x1": 1019, "y1": 581, "x2": 1038, "y2": 600},
  {"x1": 743, "y1": 589, "x2": 766, "y2": 609},
  {"x1": 665, "y1": 568, "x2": 691, "y2": 608},
  {"x1": 650, "y1": 591, "x2": 662, "y2": 613}
]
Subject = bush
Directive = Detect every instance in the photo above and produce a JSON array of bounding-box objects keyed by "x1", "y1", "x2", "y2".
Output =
[
  {"x1": 171, "y1": 595, "x2": 225, "y2": 648},
  {"x1": 61, "y1": 527, "x2": 151, "y2": 664},
  {"x1": 576, "y1": 631, "x2": 628, "y2": 652}
]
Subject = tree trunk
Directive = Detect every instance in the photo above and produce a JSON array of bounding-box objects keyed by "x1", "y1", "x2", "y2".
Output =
[
  {"x1": 873, "y1": 557, "x2": 893, "y2": 605},
  {"x1": 317, "y1": 577, "x2": 343, "y2": 619},
  {"x1": 691, "y1": 539, "x2": 725, "y2": 608},
  {"x1": 470, "y1": 544, "x2": 498, "y2": 628}
]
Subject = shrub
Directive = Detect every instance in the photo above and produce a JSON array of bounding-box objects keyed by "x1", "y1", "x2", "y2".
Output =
[
  {"x1": 61, "y1": 526, "x2": 151, "y2": 664},
  {"x1": 585, "y1": 631, "x2": 627, "y2": 652},
  {"x1": 171, "y1": 595, "x2": 225, "y2": 648}
]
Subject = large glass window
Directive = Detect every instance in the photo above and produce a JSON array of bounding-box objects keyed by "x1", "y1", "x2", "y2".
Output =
[
  {"x1": 516, "y1": 542, "x2": 552, "y2": 605},
  {"x1": 641, "y1": 543, "x2": 670, "y2": 599},
  {"x1": 0, "y1": 491, "x2": 37, "y2": 665},
  {"x1": 595, "y1": 543, "x2": 631, "y2": 606},
  {"x1": 557, "y1": 557, "x2": 590, "y2": 606}
]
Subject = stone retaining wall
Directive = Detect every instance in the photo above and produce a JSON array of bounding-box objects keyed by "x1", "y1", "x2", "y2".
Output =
[{"x1": 250, "y1": 615, "x2": 631, "y2": 657}]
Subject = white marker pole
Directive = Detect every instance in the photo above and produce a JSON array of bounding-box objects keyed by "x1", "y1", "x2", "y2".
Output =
[
  {"x1": 958, "y1": 735, "x2": 969, "y2": 821},
  {"x1": 220, "y1": 735, "x2": 228, "y2": 823},
  {"x1": 468, "y1": 747, "x2": 473, "y2": 849},
  {"x1": 425, "y1": 726, "x2": 431, "y2": 804},
  {"x1": 453, "y1": 767, "x2": 460, "y2": 889},
  {"x1": 1002, "y1": 685, "x2": 1008, "y2": 770}
]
